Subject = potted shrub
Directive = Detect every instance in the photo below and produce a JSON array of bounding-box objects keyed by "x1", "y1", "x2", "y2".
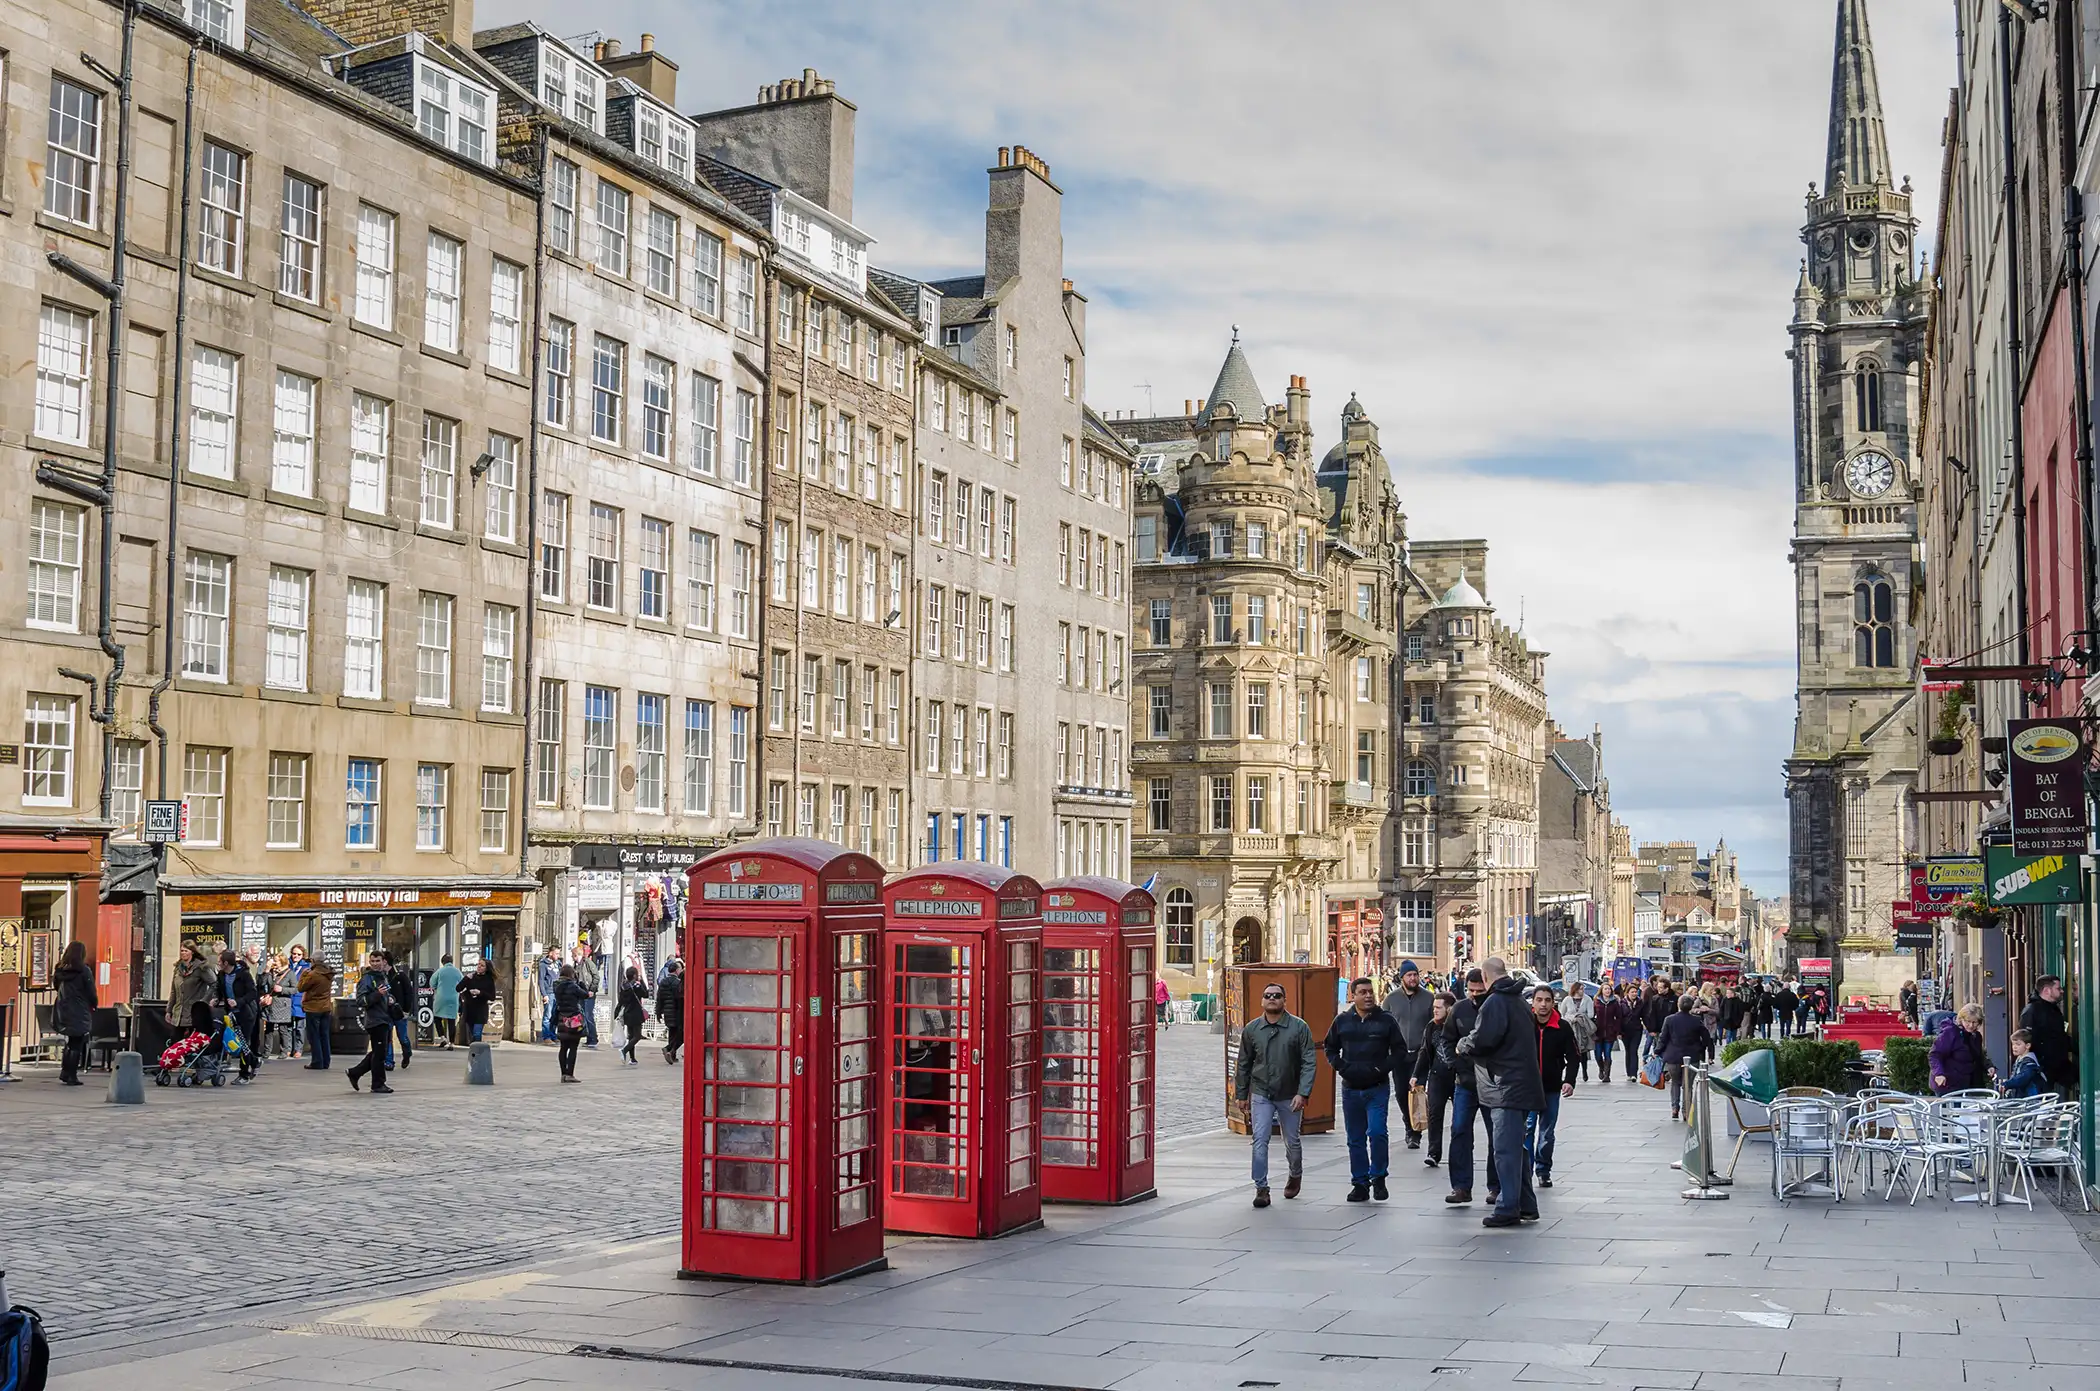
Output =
[
  {"x1": 1926, "y1": 688, "x2": 1965, "y2": 756},
  {"x1": 1882, "y1": 1035, "x2": 1932, "y2": 1094},
  {"x1": 1776, "y1": 1037, "x2": 1862, "y2": 1093}
]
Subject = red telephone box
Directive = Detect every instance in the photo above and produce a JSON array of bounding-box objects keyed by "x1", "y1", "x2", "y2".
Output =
[
  {"x1": 881, "y1": 863, "x2": 1044, "y2": 1239},
  {"x1": 1038, "y1": 877, "x2": 1159, "y2": 1206},
  {"x1": 680, "y1": 839, "x2": 886, "y2": 1286}
]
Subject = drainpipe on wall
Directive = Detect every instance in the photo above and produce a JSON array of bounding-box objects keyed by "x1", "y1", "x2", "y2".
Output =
[
  {"x1": 519, "y1": 118, "x2": 548, "y2": 889},
  {"x1": 1999, "y1": 0, "x2": 2032, "y2": 667},
  {"x1": 147, "y1": 36, "x2": 200, "y2": 801}
]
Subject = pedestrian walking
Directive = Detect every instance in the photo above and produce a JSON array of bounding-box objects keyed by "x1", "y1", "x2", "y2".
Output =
[
  {"x1": 552, "y1": 965, "x2": 588, "y2": 1082},
  {"x1": 1617, "y1": 983, "x2": 1645, "y2": 1082},
  {"x1": 656, "y1": 959, "x2": 686, "y2": 1062},
  {"x1": 261, "y1": 953, "x2": 295, "y2": 1058},
  {"x1": 2019, "y1": 976, "x2": 2073, "y2": 1098},
  {"x1": 574, "y1": 944, "x2": 603, "y2": 1049},
  {"x1": 1324, "y1": 977, "x2": 1405, "y2": 1202},
  {"x1": 1410, "y1": 991, "x2": 1461, "y2": 1170},
  {"x1": 1655, "y1": 991, "x2": 1711, "y2": 1120},
  {"x1": 1234, "y1": 981, "x2": 1318, "y2": 1208},
  {"x1": 1563, "y1": 983, "x2": 1597, "y2": 1083},
  {"x1": 1383, "y1": 961, "x2": 1434, "y2": 1150},
  {"x1": 283, "y1": 944, "x2": 310, "y2": 1059},
  {"x1": 1639, "y1": 982, "x2": 1673, "y2": 1059},
  {"x1": 1528, "y1": 985, "x2": 1579, "y2": 1188},
  {"x1": 537, "y1": 947, "x2": 562, "y2": 1042},
  {"x1": 345, "y1": 952, "x2": 397, "y2": 1094},
  {"x1": 216, "y1": 949, "x2": 260, "y2": 1083},
  {"x1": 617, "y1": 966, "x2": 650, "y2": 1065},
  {"x1": 1718, "y1": 988, "x2": 1748, "y2": 1046},
  {"x1": 385, "y1": 956, "x2": 419, "y2": 1069},
  {"x1": 53, "y1": 939, "x2": 96, "y2": 1087},
  {"x1": 430, "y1": 955, "x2": 463, "y2": 1048},
  {"x1": 1593, "y1": 985, "x2": 1625, "y2": 1083},
  {"x1": 1774, "y1": 979, "x2": 1801, "y2": 1038},
  {"x1": 170, "y1": 942, "x2": 216, "y2": 1037},
  {"x1": 296, "y1": 957, "x2": 336, "y2": 1069},
  {"x1": 1751, "y1": 982, "x2": 1775, "y2": 1039},
  {"x1": 1900, "y1": 979, "x2": 1919, "y2": 1031},
  {"x1": 1445, "y1": 968, "x2": 1494, "y2": 1205},
  {"x1": 1454, "y1": 957, "x2": 1542, "y2": 1228},
  {"x1": 1155, "y1": 977, "x2": 1172, "y2": 1029},
  {"x1": 459, "y1": 958, "x2": 496, "y2": 1044},
  {"x1": 1930, "y1": 1003, "x2": 1993, "y2": 1095}
]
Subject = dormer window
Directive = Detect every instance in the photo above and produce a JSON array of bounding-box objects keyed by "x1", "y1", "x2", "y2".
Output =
[
  {"x1": 415, "y1": 58, "x2": 493, "y2": 165},
  {"x1": 539, "y1": 42, "x2": 603, "y2": 132},
  {"x1": 187, "y1": 0, "x2": 242, "y2": 42},
  {"x1": 633, "y1": 101, "x2": 694, "y2": 181}
]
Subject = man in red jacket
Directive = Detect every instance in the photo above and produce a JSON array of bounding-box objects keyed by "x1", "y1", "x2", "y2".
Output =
[{"x1": 1528, "y1": 986, "x2": 1580, "y2": 1188}]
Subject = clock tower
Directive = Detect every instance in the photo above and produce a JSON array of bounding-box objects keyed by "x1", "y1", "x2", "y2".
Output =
[{"x1": 1783, "y1": 0, "x2": 1927, "y2": 987}]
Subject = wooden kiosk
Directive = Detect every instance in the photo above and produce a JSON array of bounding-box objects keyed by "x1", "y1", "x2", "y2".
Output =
[{"x1": 1222, "y1": 962, "x2": 1338, "y2": 1135}]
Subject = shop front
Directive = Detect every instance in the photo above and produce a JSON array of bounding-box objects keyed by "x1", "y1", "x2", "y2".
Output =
[
  {"x1": 1325, "y1": 898, "x2": 1384, "y2": 983},
  {"x1": 0, "y1": 818, "x2": 109, "y2": 1067},
  {"x1": 164, "y1": 877, "x2": 534, "y2": 1046}
]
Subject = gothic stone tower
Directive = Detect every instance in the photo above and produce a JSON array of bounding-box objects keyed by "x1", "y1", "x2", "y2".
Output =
[{"x1": 1783, "y1": 0, "x2": 1927, "y2": 986}]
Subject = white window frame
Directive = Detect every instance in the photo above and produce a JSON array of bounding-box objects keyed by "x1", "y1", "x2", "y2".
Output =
[
  {"x1": 487, "y1": 257, "x2": 524, "y2": 373},
  {"x1": 187, "y1": 346, "x2": 239, "y2": 479},
  {"x1": 344, "y1": 578, "x2": 385, "y2": 700},
  {"x1": 350, "y1": 393, "x2": 390, "y2": 515},
  {"x1": 27, "y1": 500, "x2": 85, "y2": 633},
  {"x1": 690, "y1": 372, "x2": 720, "y2": 476},
  {"x1": 265, "y1": 752, "x2": 307, "y2": 850},
  {"x1": 481, "y1": 603, "x2": 515, "y2": 713},
  {"x1": 419, "y1": 413, "x2": 458, "y2": 528},
  {"x1": 181, "y1": 551, "x2": 232, "y2": 681},
  {"x1": 415, "y1": 762, "x2": 450, "y2": 851},
  {"x1": 35, "y1": 303, "x2": 95, "y2": 446},
  {"x1": 414, "y1": 57, "x2": 493, "y2": 164},
  {"x1": 354, "y1": 203, "x2": 396, "y2": 329},
  {"x1": 270, "y1": 369, "x2": 317, "y2": 496},
  {"x1": 423, "y1": 231, "x2": 462, "y2": 352},
  {"x1": 346, "y1": 757, "x2": 382, "y2": 849},
  {"x1": 197, "y1": 141, "x2": 248, "y2": 275},
  {"x1": 415, "y1": 591, "x2": 454, "y2": 706},
  {"x1": 264, "y1": 565, "x2": 310, "y2": 691},
  {"x1": 644, "y1": 205, "x2": 677, "y2": 297},
  {"x1": 43, "y1": 78, "x2": 103, "y2": 226},
  {"x1": 479, "y1": 769, "x2": 511, "y2": 853},
  {"x1": 278, "y1": 172, "x2": 322, "y2": 302},
  {"x1": 483, "y1": 433, "x2": 519, "y2": 542},
  {"x1": 595, "y1": 178, "x2": 631, "y2": 277},
  {"x1": 182, "y1": 747, "x2": 226, "y2": 846},
  {"x1": 22, "y1": 695, "x2": 77, "y2": 806}
]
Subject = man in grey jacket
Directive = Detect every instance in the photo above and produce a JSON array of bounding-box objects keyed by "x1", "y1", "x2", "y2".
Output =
[
  {"x1": 1234, "y1": 982, "x2": 1319, "y2": 1208},
  {"x1": 1384, "y1": 961, "x2": 1433, "y2": 1149},
  {"x1": 574, "y1": 944, "x2": 603, "y2": 1048}
]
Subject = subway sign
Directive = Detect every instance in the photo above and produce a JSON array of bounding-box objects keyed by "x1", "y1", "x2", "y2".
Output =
[{"x1": 1984, "y1": 845, "x2": 2081, "y2": 906}]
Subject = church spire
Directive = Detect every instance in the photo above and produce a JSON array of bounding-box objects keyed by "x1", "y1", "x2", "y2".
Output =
[{"x1": 1825, "y1": 0, "x2": 1892, "y2": 191}]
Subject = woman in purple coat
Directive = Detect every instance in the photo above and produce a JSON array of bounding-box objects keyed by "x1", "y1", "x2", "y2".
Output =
[{"x1": 1929, "y1": 1004, "x2": 1994, "y2": 1095}]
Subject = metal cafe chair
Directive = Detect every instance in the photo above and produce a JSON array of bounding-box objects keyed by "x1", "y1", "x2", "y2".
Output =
[
  {"x1": 1836, "y1": 1092, "x2": 1907, "y2": 1197},
  {"x1": 2000, "y1": 1104, "x2": 2092, "y2": 1213},
  {"x1": 1879, "y1": 1101, "x2": 1972, "y2": 1204},
  {"x1": 1770, "y1": 1095, "x2": 1843, "y2": 1200}
]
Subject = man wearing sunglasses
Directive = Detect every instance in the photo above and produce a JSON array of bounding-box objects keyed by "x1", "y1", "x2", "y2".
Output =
[{"x1": 1234, "y1": 982, "x2": 1318, "y2": 1208}]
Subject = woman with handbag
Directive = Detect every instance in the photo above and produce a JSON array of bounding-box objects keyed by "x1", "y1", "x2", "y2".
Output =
[
  {"x1": 552, "y1": 965, "x2": 589, "y2": 1082},
  {"x1": 1563, "y1": 985, "x2": 1597, "y2": 1083},
  {"x1": 1409, "y1": 992, "x2": 1461, "y2": 1169},
  {"x1": 616, "y1": 965, "x2": 650, "y2": 1066}
]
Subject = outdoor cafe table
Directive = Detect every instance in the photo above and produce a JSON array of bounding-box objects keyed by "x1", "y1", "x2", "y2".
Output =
[{"x1": 1943, "y1": 1095, "x2": 2043, "y2": 1209}]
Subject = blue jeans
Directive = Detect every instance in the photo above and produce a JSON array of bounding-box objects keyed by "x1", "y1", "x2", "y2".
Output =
[
  {"x1": 1340, "y1": 1084, "x2": 1390, "y2": 1185},
  {"x1": 1248, "y1": 1094, "x2": 1304, "y2": 1188},
  {"x1": 1526, "y1": 1092, "x2": 1562, "y2": 1179},
  {"x1": 467, "y1": 1020, "x2": 484, "y2": 1043},
  {"x1": 1592, "y1": 1039, "x2": 1614, "y2": 1074},
  {"x1": 540, "y1": 995, "x2": 557, "y2": 1041},
  {"x1": 582, "y1": 994, "x2": 599, "y2": 1046},
  {"x1": 385, "y1": 1015, "x2": 414, "y2": 1067},
  {"x1": 1451, "y1": 1084, "x2": 1499, "y2": 1194},
  {"x1": 304, "y1": 1013, "x2": 333, "y2": 1068},
  {"x1": 1487, "y1": 1106, "x2": 1536, "y2": 1219}
]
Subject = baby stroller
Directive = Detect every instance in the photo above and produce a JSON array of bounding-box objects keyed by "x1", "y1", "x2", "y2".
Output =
[{"x1": 155, "y1": 1013, "x2": 246, "y2": 1087}]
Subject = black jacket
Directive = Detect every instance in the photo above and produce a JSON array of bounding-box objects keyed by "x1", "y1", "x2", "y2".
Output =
[
  {"x1": 551, "y1": 978, "x2": 588, "y2": 1031},
  {"x1": 1412, "y1": 1013, "x2": 1464, "y2": 1086},
  {"x1": 354, "y1": 968, "x2": 394, "y2": 1032},
  {"x1": 655, "y1": 971, "x2": 685, "y2": 1027},
  {"x1": 2020, "y1": 995, "x2": 2071, "y2": 1079},
  {"x1": 54, "y1": 962, "x2": 97, "y2": 1036},
  {"x1": 1774, "y1": 988, "x2": 1800, "y2": 1015},
  {"x1": 458, "y1": 967, "x2": 497, "y2": 1025},
  {"x1": 387, "y1": 965, "x2": 419, "y2": 1025},
  {"x1": 1457, "y1": 978, "x2": 1545, "y2": 1111},
  {"x1": 219, "y1": 962, "x2": 259, "y2": 1021},
  {"x1": 1323, "y1": 1005, "x2": 1404, "y2": 1090},
  {"x1": 1640, "y1": 991, "x2": 1673, "y2": 1036},
  {"x1": 1655, "y1": 1008, "x2": 1711, "y2": 1065},
  {"x1": 617, "y1": 980, "x2": 650, "y2": 1027},
  {"x1": 1536, "y1": 1012, "x2": 1579, "y2": 1092},
  {"x1": 1448, "y1": 996, "x2": 1482, "y2": 1090},
  {"x1": 1719, "y1": 996, "x2": 1749, "y2": 1031}
]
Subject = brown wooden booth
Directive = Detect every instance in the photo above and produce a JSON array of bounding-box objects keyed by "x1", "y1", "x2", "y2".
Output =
[{"x1": 1222, "y1": 962, "x2": 1338, "y2": 1135}]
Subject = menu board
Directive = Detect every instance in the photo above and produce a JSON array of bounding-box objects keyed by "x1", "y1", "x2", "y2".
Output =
[
  {"x1": 318, "y1": 913, "x2": 346, "y2": 969},
  {"x1": 26, "y1": 931, "x2": 55, "y2": 989},
  {"x1": 241, "y1": 914, "x2": 269, "y2": 953}
]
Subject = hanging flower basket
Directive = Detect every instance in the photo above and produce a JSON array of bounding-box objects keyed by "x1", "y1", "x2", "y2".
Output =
[{"x1": 1927, "y1": 736, "x2": 1963, "y2": 756}]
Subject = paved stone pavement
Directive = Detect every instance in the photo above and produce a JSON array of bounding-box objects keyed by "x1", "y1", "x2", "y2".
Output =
[
  {"x1": 42, "y1": 1067, "x2": 2100, "y2": 1390},
  {"x1": 2, "y1": 1018, "x2": 1231, "y2": 1346}
]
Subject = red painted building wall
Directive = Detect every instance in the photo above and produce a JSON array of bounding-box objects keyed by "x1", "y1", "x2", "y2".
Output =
[{"x1": 2022, "y1": 284, "x2": 2085, "y2": 718}]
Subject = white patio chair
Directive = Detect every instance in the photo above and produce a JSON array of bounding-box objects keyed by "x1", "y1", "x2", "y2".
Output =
[
  {"x1": 1879, "y1": 1102, "x2": 1972, "y2": 1203},
  {"x1": 2001, "y1": 1103, "x2": 2092, "y2": 1213}
]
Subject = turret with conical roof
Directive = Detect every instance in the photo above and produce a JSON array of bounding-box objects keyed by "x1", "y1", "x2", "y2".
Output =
[{"x1": 1205, "y1": 326, "x2": 1266, "y2": 424}]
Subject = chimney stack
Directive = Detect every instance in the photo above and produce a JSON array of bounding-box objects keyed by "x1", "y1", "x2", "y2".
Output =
[
  {"x1": 690, "y1": 69, "x2": 857, "y2": 218},
  {"x1": 601, "y1": 32, "x2": 680, "y2": 105}
]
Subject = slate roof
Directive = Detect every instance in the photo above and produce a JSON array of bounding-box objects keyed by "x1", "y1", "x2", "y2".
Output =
[
  {"x1": 1550, "y1": 739, "x2": 1599, "y2": 792},
  {"x1": 1205, "y1": 336, "x2": 1266, "y2": 421},
  {"x1": 692, "y1": 153, "x2": 779, "y2": 224}
]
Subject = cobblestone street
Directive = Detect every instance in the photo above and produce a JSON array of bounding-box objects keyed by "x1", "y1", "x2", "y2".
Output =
[{"x1": 3, "y1": 1020, "x2": 1229, "y2": 1346}]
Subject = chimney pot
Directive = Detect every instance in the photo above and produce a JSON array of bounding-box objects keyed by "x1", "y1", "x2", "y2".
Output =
[
  {"x1": 640, "y1": 32, "x2": 653, "y2": 51},
  {"x1": 601, "y1": 37, "x2": 622, "y2": 59},
  {"x1": 1062, "y1": 278, "x2": 1073, "y2": 293},
  {"x1": 804, "y1": 67, "x2": 818, "y2": 86}
]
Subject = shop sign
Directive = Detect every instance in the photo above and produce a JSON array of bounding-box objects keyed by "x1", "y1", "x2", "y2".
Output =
[
  {"x1": 1895, "y1": 923, "x2": 1933, "y2": 950},
  {"x1": 143, "y1": 799, "x2": 183, "y2": 843},
  {"x1": 2008, "y1": 718, "x2": 2088, "y2": 856},
  {"x1": 241, "y1": 914, "x2": 268, "y2": 953},
  {"x1": 178, "y1": 886, "x2": 528, "y2": 914},
  {"x1": 26, "y1": 931, "x2": 55, "y2": 989},
  {"x1": 572, "y1": 871, "x2": 623, "y2": 911},
  {"x1": 0, "y1": 744, "x2": 17, "y2": 764},
  {"x1": 570, "y1": 843, "x2": 708, "y2": 872},
  {"x1": 1984, "y1": 844, "x2": 2082, "y2": 906},
  {"x1": 1909, "y1": 861, "x2": 1977, "y2": 919},
  {"x1": 459, "y1": 909, "x2": 482, "y2": 956}
]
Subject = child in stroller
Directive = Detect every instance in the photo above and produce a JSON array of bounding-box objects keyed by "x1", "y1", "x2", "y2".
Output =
[{"x1": 156, "y1": 1009, "x2": 246, "y2": 1087}]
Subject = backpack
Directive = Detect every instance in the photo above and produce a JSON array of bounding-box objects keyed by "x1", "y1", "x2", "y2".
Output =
[{"x1": 0, "y1": 1305, "x2": 49, "y2": 1391}]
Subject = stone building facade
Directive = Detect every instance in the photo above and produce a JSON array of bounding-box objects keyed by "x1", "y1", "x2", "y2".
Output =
[
  {"x1": 1128, "y1": 345, "x2": 1396, "y2": 995},
  {"x1": 470, "y1": 27, "x2": 771, "y2": 986},
  {"x1": 1538, "y1": 724, "x2": 1613, "y2": 975},
  {"x1": 1784, "y1": 0, "x2": 1925, "y2": 998},
  {"x1": 3, "y1": 0, "x2": 544, "y2": 1026},
  {"x1": 1393, "y1": 542, "x2": 1548, "y2": 975},
  {"x1": 885, "y1": 145, "x2": 1131, "y2": 876},
  {"x1": 689, "y1": 75, "x2": 918, "y2": 869}
]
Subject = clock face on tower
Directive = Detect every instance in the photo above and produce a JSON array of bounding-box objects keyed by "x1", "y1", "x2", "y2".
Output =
[{"x1": 1845, "y1": 451, "x2": 1896, "y2": 499}]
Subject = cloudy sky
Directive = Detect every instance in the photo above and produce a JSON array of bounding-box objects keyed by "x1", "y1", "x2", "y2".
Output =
[{"x1": 515, "y1": 0, "x2": 1957, "y2": 893}]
